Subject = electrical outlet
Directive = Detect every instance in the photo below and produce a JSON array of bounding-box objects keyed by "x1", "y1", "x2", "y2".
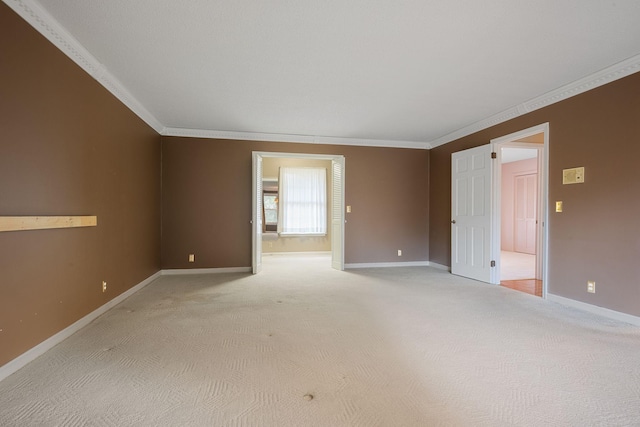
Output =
[
  {"x1": 188, "y1": 254, "x2": 195, "y2": 263},
  {"x1": 587, "y1": 281, "x2": 596, "y2": 293},
  {"x1": 397, "y1": 250, "x2": 402, "y2": 256},
  {"x1": 102, "y1": 281, "x2": 107, "y2": 293}
]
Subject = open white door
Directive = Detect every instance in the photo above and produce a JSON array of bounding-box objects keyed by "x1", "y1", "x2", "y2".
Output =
[
  {"x1": 451, "y1": 144, "x2": 493, "y2": 282},
  {"x1": 252, "y1": 153, "x2": 263, "y2": 274},
  {"x1": 331, "y1": 158, "x2": 345, "y2": 270}
]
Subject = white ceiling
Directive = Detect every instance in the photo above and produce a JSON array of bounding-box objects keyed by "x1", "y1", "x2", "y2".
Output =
[{"x1": 12, "y1": 0, "x2": 640, "y2": 148}]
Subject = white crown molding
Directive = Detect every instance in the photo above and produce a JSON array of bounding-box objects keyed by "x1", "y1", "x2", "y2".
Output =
[
  {"x1": 4, "y1": 0, "x2": 164, "y2": 133},
  {"x1": 162, "y1": 127, "x2": 431, "y2": 150},
  {"x1": 7, "y1": 0, "x2": 639, "y2": 151},
  {"x1": 429, "y1": 53, "x2": 640, "y2": 148}
]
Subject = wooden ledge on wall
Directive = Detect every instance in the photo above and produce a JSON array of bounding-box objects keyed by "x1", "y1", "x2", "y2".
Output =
[{"x1": 0, "y1": 216, "x2": 98, "y2": 232}]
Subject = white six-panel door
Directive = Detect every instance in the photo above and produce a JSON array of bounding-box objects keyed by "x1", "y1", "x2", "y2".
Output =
[
  {"x1": 451, "y1": 144, "x2": 493, "y2": 282},
  {"x1": 514, "y1": 173, "x2": 538, "y2": 255}
]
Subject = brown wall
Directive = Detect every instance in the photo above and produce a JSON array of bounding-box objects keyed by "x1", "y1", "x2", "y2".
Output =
[
  {"x1": 162, "y1": 137, "x2": 429, "y2": 268},
  {"x1": 0, "y1": 4, "x2": 161, "y2": 366},
  {"x1": 429, "y1": 71, "x2": 640, "y2": 316}
]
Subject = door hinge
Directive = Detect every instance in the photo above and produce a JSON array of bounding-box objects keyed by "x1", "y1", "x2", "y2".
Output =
[
  {"x1": 491, "y1": 152, "x2": 497, "y2": 159},
  {"x1": 490, "y1": 260, "x2": 496, "y2": 267}
]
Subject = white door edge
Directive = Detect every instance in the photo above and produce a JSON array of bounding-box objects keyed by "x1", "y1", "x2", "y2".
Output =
[{"x1": 490, "y1": 123, "x2": 549, "y2": 297}]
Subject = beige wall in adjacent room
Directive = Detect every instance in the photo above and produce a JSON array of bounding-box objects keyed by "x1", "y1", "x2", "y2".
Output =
[{"x1": 261, "y1": 157, "x2": 332, "y2": 253}]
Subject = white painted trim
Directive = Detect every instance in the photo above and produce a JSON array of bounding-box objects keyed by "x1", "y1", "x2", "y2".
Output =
[
  {"x1": 429, "y1": 54, "x2": 640, "y2": 148},
  {"x1": 263, "y1": 251, "x2": 332, "y2": 256},
  {"x1": 163, "y1": 127, "x2": 430, "y2": 150},
  {"x1": 0, "y1": 271, "x2": 162, "y2": 382},
  {"x1": 252, "y1": 152, "x2": 346, "y2": 273},
  {"x1": 490, "y1": 123, "x2": 549, "y2": 146},
  {"x1": 428, "y1": 262, "x2": 451, "y2": 272},
  {"x1": 4, "y1": 0, "x2": 163, "y2": 133},
  {"x1": 491, "y1": 123, "x2": 550, "y2": 297},
  {"x1": 345, "y1": 261, "x2": 430, "y2": 269},
  {"x1": 161, "y1": 267, "x2": 251, "y2": 275},
  {"x1": 547, "y1": 294, "x2": 640, "y2": 327},
  {"x1": 9, "y1": 0, "x2": 639, "y2": 151}
]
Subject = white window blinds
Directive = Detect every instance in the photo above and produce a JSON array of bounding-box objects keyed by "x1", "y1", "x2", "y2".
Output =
[{"x1": 278, "y1": 167, "x2": 327, "y2": 235}]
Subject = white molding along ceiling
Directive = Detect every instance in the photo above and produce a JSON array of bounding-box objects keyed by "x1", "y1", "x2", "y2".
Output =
[
  {"x1": 5, "y1": 0, "x2": 640, "y2": 149},
  {"x1": 3, "y1": 0, "x2": 164, "y2": 133},
  {"x1": 162, "y1": 127, "x2": 430, "y2": 150},
  {"x1": 429, "y1": 55, "x2": 640, "y2": 148}
]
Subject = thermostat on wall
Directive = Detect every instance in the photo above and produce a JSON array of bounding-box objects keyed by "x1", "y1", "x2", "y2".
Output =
[{"x1": 563, "y1": 167, "x2": 585, "y2": 184}]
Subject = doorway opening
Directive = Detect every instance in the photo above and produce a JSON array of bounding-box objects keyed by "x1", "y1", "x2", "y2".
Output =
[
  {"x1": 252, "y1": 152, "x2": 345, "y2": 274},
  {"x1": 492, "y1": 124, "x2": 548, "y2": 298},
  {"x1": 450, "y1": 123, "x2": 548, "y2": 298}
]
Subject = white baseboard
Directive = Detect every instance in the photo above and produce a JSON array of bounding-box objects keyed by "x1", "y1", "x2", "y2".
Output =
[
  {"x1": 547, "y1": 293, "x2": 640, "y2": 326},
  {"x1": 0, "y1": 271, "x2": 162, "y2": 382},
  {"x1": 161, "y1": 267, "x2": 252, "y2": 275},
  {"x1": 428, "y1": 262, "x2": 451, "y2": 271},
  {"x1": 345, "y1": 261, "x2": 430, "y2": 269},
  {"x1": 262, "y1": 251, "x2": 331, "y2": 256}
]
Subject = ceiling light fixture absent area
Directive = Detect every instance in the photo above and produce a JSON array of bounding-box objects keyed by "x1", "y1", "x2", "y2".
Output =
[
  {"x1": 8, "y1": 0, "x2": 640, "y2": 149},
  {"x1": 161, "y1": 127, "x2": 431, "y2": 149}
]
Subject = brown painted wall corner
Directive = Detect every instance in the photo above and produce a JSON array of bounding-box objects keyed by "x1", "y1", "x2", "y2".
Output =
[
  {"x1": 161, "y1": 137, "x2": 429, "y2": 268},
  {"x1": 429, "y1": 71, "x2": 640, "y2": 316},
  {"x1": 0, "y1": 4, "x2": 161, "y2": 367}
]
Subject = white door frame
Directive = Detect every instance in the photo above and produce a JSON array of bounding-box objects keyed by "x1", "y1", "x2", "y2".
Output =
[
  {"x1": 490, "y1": 123, "x2": 549, "y2": 298},
  {"x1": 251, "y1": 151, "x2": 346, "y2": 272}
]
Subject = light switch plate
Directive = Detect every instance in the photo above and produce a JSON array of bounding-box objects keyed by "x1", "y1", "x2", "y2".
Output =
[{"x1": 555, "y1": 201, "x2": 563, "y2": 212}]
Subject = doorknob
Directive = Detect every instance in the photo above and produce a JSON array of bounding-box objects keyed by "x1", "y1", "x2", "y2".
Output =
[{"x1": 451, "y1": 220, "x2": 456, "y2": 224}]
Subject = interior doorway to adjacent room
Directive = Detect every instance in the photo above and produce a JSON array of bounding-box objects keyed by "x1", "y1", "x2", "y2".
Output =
[
  {"x1": 251, "y1": 152, "x2": 345, "y2": 274},
  {"x1": 450, "y1": 123, "x2": 548, "y2": 298},
  {"x1": 494, "y1": 128, "x2": 547, "y2": 297}
]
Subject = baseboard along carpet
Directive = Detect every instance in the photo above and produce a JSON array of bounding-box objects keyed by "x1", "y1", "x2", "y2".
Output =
[{"x1": 1, "y1": 254, "x2": 639, "y2": 426}]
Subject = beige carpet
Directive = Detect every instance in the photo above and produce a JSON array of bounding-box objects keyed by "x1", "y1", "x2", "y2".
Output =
[
  {"x1": 501, "y1": 250, "x2": 536, "y2": 280},
  {"x1": 1, "y1": 254, "x2": 640, "y2": 426}
]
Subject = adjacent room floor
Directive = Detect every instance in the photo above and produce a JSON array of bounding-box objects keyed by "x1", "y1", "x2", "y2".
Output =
[
  {"x1": 1, "y1": 254, "x2": 639, "y2": 426},
  {"x1": 500, "y1": 250, "x2": 543, "y2": 297}
]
